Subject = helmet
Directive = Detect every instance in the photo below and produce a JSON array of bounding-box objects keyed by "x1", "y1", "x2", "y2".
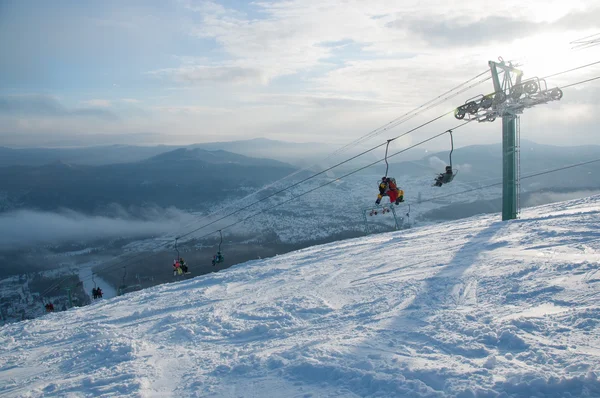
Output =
[{"x1": 382, "y1": 176, "x2": 387, "y2": 181}]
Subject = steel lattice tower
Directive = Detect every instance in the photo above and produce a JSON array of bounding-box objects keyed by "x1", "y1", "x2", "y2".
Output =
[{"x1": 454, "y1": 57, "x2": 563, "y2": 220}]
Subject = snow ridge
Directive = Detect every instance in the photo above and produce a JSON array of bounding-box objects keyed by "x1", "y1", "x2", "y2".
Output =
[{"x1": 1, "y1": 196, "x2": 599, "y2": 397}]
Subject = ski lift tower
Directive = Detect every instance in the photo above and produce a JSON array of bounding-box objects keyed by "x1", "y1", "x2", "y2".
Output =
[{"x1": 454, "y1": 57, "x2": 563, "y2": 221}]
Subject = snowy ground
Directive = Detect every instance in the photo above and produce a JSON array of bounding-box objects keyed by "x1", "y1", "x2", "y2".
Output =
[{"x1": 1, "y1": 195, "x2": 599, "y2": 397}]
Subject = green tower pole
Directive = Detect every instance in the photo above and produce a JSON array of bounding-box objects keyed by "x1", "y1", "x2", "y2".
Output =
[
  {"x1": 489, "y1": 59, "x2": 519, "y2": 221},
  {"x1": 502, "y1": 115, "x2": 518, "y2": 220}
]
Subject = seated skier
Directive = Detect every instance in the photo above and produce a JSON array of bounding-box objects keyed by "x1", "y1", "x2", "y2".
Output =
[
  {"x1": 180, "y1": 258, "x2": 189, "y2": 274},
  {"x1": 386, "y1": 177, "x2": 404, "y2": 204},
  {"x1": 92, "y1": 287, "x2": 98, "y2": 299},
  {"x1": 434, "y1": 166, "x2": 454, "y2": 187},
  {"x1": 376, "y1": 177, "x2": 404, "y2": 205},
  {"x1": 212, "y1": 252, "x2": 224, "y2": 266},
  {"x1": 96, "y1": 287, "x2": 103, "y2": 298},
  {"x1": 173, "y1": 260, "x2": 183, "y2": 276},
  {"x1": 375, "y1": 177, "x2": 388, "y2": 205}
]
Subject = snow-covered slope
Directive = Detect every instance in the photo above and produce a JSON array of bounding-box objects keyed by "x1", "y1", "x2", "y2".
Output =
[{"x1": 1, "y1": 196, "x2": 600, "y2": 397}]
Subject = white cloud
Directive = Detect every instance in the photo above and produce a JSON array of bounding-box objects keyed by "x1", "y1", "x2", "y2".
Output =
[
  {"x1": 428, "y1": 156, "x2": 447, "y2": 170},
  {"x1": 3, "y1": 0, "x2": 600, "y2": 148},
  {"x1": 457, "y1": 163, "x2": 472, "y2": 173},
  {"x1": 82, "y1": 99, "x2": 112, "y2": 108},
  {"x1": 152, "y1": 105, "x2": 233, "y2": 114},
  {"x1": 149, "y1": 65, "x2": 267, "y2": 85},
  {"x1": 0, "y1": 206, "x2": 194, "y2": 249}
]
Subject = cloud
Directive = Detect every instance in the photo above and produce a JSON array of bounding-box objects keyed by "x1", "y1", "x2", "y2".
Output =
[
  {"x1": 524, "y1": 190, "x2": 600, "y2": 207},
  {"x1": 253, "y1": 93, "x2": 401, "y2": 109},
  {"x1": 388, "y1": 7, "x2": 600, "y2": 48},
  {"x1": 152, "y1": 105, "x2": 233, "y2": 114},
  {"x1": 149, "y1": 65, "x2": 266, "y2": 85},
  {"x1": 554, "y1": 7, "x2": 600, "y2": 31},
  {"x1": 82, "y1": 99, "x2": 112, "y2": 108},
  {"x1": 179, "y1": 0, "x2": 414, "y2": 85},
  {"x1": 0, "y1": 95, "x2": 118, "y2": 120},
  {"x1": 456, "y1": 163, "x2": 472, "y2": 173},
  {"x1": 0, "y1": 131, "x2": 172, "y2": 148},
  {"x1": 0, "y1": 206, "x2": 195, "y2": 249},
  {"x1": 2, "y1": 0, "x2": 600, "y2": 149},
  {"x1": 389, "y1": 15, "x2": 542, "y2": 47},
  {"x1": 428, "y1": 156, "x2": 447, "y2": 170}
]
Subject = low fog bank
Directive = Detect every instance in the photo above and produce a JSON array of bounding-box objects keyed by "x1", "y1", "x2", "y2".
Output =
[
  {"x1": 0, "y1": 206, "x2": 199, "y2": 249},
  {"x1": 420, "y1": 189, "x2": 600, "y2": 222},
  {"x1": 522, "y1": 190, "x2": 600, "y2": 208}
]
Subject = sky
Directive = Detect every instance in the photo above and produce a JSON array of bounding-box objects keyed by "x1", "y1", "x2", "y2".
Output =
[{"x1": 0, "y1": 0, "x2": 599, "y2": 150}]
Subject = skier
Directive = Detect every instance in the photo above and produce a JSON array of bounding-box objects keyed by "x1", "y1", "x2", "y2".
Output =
[
  {"x1": 212, "y1": 252, "x2": 224, "y2": 266},
  {"x1": 96, "y1": 287, "x2": 103, "y2": 298},
  {"x1": 434, "y1": 166, "x2": 455, "y2": 187},
  {"x1": 180, "y1": 258, "x2": 189, "y2": 274},
  {"x1": 173, "y1": 260, "x2": 183, "y2": 276},
  {"x1": 92, "y1": 287, "x2": 98, "y2": 299},
  {"x1": 376, "y1": 177, "x2": 404, "y2": 205}
]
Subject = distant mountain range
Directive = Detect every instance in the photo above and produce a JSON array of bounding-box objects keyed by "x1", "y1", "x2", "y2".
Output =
[
  {"x1": 2, "y1": 138, "x2": 599, "y2": 215},
  {"x1": 0, "y1": 137, "x2": 430, "y2": 168},
  {"x1": 0, "y1": 138, "x2": 336, "y2": 167},
  {"x1": 144, "y1": 147, "x2": 289, "y2": 168},
  {"x1": 0, "y1": 148, "x2": 299, "y2": 213}
]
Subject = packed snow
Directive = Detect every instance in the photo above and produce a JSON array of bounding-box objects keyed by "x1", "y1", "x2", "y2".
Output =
[{"x1": 1, "y1": 195, "x2": 599, "y2": 397}]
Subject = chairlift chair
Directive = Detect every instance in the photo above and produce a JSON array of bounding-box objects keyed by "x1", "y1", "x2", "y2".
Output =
[
  {"x1": 433, "y1": 130, "x2": 458, "y2": 187},
  {"x1": 212, "y1": 230, "x2": 225, "y2": 266},
  {"x1": 375, "y1": 140, "x2": 405, "y2": 206}
]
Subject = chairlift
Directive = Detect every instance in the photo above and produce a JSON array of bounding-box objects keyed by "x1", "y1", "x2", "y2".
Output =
[
  {"x1": 212, "y1": 230, "x2": 225, "y2": 266},
  {"x1": 433, "y1": 130, "x2": 458, "y2": 187},
  {"x1": 369, "y1": 206, "x2": 391, "y2": 216},
  {"x1": 117, "y1": 266, "x2": 128, "y2": 296},
  {"x1": 172, "y1": 238, "x2": 190, "y2": 276},
  {"x1": 91, "y1": 272, "x2": 102, "y2": 300},
  {"x1": 405, "y1": 204, "x2": 411, "y2": 228},
  {"x1": 117, "y1": 266, "x2": 142, "y2": 295},
  {"x1": 375, "y1": 140, "x2": 405, "y2": 206},
  {"x1": 363, "y1": 204, "x2": 402, "y2": 233}
]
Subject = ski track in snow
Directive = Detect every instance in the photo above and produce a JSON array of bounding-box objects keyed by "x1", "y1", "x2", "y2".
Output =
[{"x1": 1, "y1": 196, "x2": 600, "y2": 397}]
